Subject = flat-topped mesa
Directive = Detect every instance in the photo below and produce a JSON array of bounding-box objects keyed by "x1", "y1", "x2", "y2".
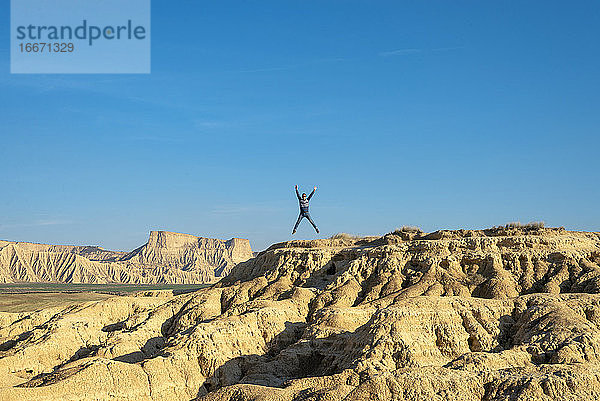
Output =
[
  {"x1": 135, "y1": 231, "x2": 251, "y2": 251},
  {"x1": 147, "y1": 230, "x2": 202, "y2": 249},
  {"x1": 0, "y1": 231, "x2": 253, "y2": 284},
  {"x1": 121, "y1": 231, "x2": 254, "y2": 279}
]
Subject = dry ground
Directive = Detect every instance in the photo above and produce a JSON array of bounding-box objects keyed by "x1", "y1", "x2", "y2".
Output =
[{"x1": 0, "y1": 292, "x2": 112, "y2": 313}]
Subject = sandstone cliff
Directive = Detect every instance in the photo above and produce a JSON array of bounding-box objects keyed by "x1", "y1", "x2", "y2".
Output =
[
  {"x1": 0, "y1": 231, "x2": 253, "y2": 284},
  {"x1": 1, "y1": 227, "x2": 600, "y2": 400}
]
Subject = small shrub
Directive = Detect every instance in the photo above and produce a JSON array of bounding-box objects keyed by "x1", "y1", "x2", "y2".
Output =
[
  {"x1": 503, "y1": 221, "x2": 545, "y2": 230},
  {"x1": 524, "y1": 221, "x2": 545, "y2": 229},
  {"x1": 392, "y1": 225, "x2": 423, "y2": 234}
]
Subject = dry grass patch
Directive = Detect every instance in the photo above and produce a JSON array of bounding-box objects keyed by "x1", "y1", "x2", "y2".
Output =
[
  {"x1": 391, "y1": 226, "x2": 424, "y2": 235},
  {"x1": 329, "y1": 233, "x2": 363, "y2": 241}
]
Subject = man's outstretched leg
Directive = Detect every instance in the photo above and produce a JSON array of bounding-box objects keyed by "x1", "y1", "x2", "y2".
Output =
[
  {"x1": 292, "y1": 214, "x2": 303, "y2": 235},
  {"x1": 305, "y1": 213, "x2": 320, "y2": 234}
]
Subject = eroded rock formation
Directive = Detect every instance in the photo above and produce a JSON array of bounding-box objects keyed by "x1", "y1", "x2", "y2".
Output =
[
  {"x1": 0, "y1": 231, "x2": 253, "y2": 284},
  {"x1": 2, "y1": 227, "x2": 600, "y2": 400}
]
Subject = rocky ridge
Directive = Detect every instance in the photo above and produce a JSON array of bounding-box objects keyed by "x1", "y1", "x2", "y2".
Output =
[
  {"x1": 1, "y1": 227, "x2": 600, "y2": 400},
  {"x1": 0, "y1": 231, "x2": 253, "y2": 284}
]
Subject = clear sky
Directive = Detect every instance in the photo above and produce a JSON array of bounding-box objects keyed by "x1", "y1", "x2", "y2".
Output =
[{"x1": 1, "y1": 1, "x2": 599, "y2": 251}]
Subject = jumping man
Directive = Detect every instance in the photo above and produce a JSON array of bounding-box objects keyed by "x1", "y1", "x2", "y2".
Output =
[{"x1": 292, "y1": 185, "x2": 319, "y2": 234}]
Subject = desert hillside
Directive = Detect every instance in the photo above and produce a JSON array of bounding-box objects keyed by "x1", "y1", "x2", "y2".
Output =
[
  {"x1": 2, "y1": 227, "x2": 600, "y2": 400},
  {"x1": 0, "y1": 231, "x2": 253, "y2": 284}
]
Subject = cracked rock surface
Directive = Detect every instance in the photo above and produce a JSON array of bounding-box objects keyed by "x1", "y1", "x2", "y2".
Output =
[{"x1": 2, "y1": 227, "x2": 600, "y2": 400}]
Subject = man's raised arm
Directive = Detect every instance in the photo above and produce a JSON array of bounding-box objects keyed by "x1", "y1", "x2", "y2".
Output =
[
  {"x1": 295, "y1": 185, "x2": 301, "y2": 200},
  {"x1": 308, "y1": 186, "x2": 316, "y2": 200}
]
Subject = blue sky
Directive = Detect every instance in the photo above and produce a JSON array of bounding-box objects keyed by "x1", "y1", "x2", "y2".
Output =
[{"x1": 1, "y1": 1, "x2": 599, "y2": 251}]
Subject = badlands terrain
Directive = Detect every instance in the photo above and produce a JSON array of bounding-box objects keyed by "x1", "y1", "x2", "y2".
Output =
[
  {"x1": 0, "y1": 231, "x2": 253, "y2": 284},
  {"x1": 2, "y1": 226, "x2": 600, "y2": 400}
]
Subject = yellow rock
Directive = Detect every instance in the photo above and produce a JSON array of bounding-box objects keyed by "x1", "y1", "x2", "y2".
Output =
[
  {"x1": 0, "y1": 231, "x2": 253, "y2": 284},
  {"x1": 2, "y1": 227, "x2": 600, "y2": 400}
]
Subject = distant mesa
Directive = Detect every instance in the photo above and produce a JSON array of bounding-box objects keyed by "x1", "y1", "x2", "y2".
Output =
[{"x1": 0, "y1": 231, "x2": 253, "y2": 284}]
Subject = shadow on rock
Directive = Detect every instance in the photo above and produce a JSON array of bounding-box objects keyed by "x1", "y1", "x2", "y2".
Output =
[{"x1": 113, "y1": 336, "x2": 166, "y2": 363}]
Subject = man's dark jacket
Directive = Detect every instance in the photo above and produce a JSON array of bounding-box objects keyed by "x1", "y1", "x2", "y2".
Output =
[{"x1": 296, "y1": 188, "x2": 315, "y2": 214}]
